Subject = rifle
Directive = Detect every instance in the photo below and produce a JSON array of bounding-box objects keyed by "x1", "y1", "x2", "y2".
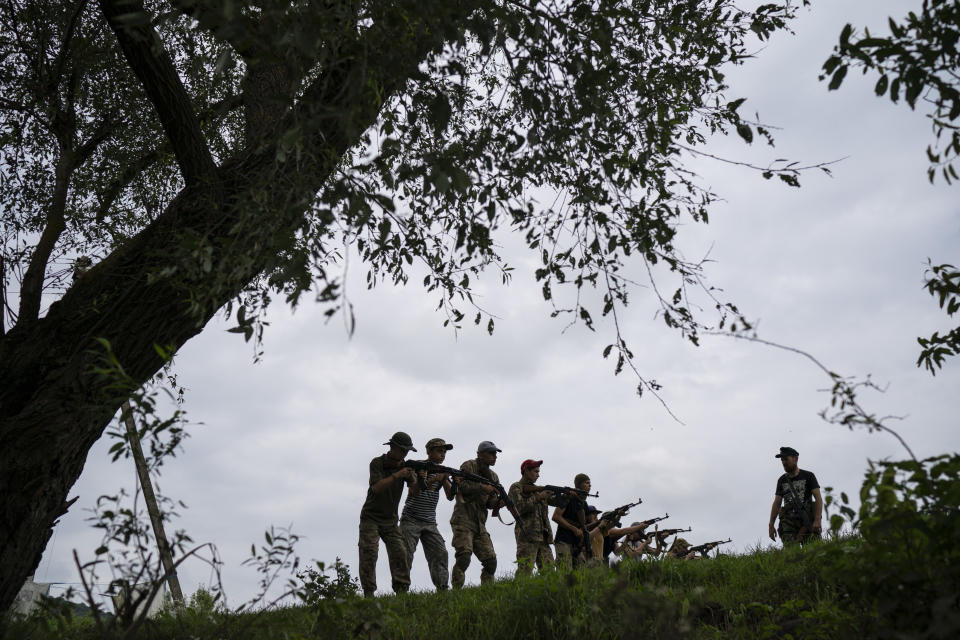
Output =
[
  {"x1": 599, "y1": 498, "x2": 643, "y2": 523},
  {"x1": 782, "y1": 480, "x2": 815, "y2": 538},
  {"x1": 652, "y1": 527, "x2": 692, "y2": 543},
  {"x1": 686, "y1": 538, "x2": 732, "y2": 556},
  {"x1": 634, "y1": 513, "x2": 669, "y2": 529},
  {"x1": 404, "y1": 461, "x2": 526, "y2": 536},
  {"x1": 519, "y1": 484, "x2": 599, "y2": 500}
]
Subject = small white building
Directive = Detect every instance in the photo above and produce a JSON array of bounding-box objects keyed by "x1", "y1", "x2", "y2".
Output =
[{"x1": 12, "y1": 576, "x2": 51, "y2": 616}]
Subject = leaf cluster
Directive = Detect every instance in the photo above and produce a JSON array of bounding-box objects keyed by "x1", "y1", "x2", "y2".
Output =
[
  {"x1": 822, "y1": 0, "x2": 960, "y2": 184},
  {"x1": 917, "y1": 261, "x2": 960, "y2": 374},
  {"x1": 819, "y1": 454, "x2": 960, "y2": 639}
]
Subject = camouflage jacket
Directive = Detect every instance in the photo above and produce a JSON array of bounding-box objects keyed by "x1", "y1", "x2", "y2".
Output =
[
  {"x1": 508, "y1": 479, "x2": 565, "y2": 543},
  {"x1": 450, "y1": 459, "x2": 499, "y2": 532}
]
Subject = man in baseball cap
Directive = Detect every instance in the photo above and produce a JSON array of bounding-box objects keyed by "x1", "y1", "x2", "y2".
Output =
[
  {"x1": 554, "y1": 473, "x2": 592, "y2": 567},
  {"x1": 358, "y1": 432, "x2": 419, "y2": 597},
  {"x1": 477, "y1": 440, "x2": 502, "y2": 454},
  {"x1": 769, "y1": 446, "x2": 822, "y2": 545},
  {"x1": 508, "y1": 459, "x2": 568, "y2": 575},
  {"x1": 399, "y1": 437, "x2": 456, "y2": 591},
  {"x1": 449, "y1": 441, "x2": 503, "y2": 588}
]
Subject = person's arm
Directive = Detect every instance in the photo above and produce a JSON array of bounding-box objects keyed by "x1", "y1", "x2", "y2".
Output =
[
  {"x1": 442, "y1": 474, "x2": 456, "y2": 500},
  {"x1": 768, "y1": 494, "x2": 782, "y2": 540},
  {"x1": 456, "y1": 462, "x2": 496, "y2": 500},
  {"x1": 552, "y1": 505, "x2": 583, "y2": 540},
  {"x1": 811, "y1": 487, "x2": 823, "y2": 533},
  {"x1": 370, "y1": 464, "x2": 416, "y2": 495},
  {"x1": 509, "y1": 483, "x2": 543, "y2": 516},
  {"x1": 634, "y1": 532, "x2": 656, "y2": 556},
  {"x1": 608, "y1": 523, "x2": 646, "y2": 542}
]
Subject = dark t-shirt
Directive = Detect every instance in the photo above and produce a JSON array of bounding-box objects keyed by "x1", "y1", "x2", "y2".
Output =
[
  {"x1": 360, "y1": 454, "x2": 411, "y2": 524},
  {"x1": 602, "y1": 535, "x2": 616, "y2": 558},
  {"x1": 775, "y1": 469, "x2": 820, "y2": 506},
  {"x1": 555, "y1": 499, "x2": 587, "y2": 545}
]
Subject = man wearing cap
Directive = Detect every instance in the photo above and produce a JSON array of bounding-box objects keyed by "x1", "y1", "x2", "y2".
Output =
[
  {"x1": 358, "y1": 432, "x2": 420, "y2": 597},
  {"x1": 769, "y1": 446, "x2": 823, "y2": 545},
  {"x1": 552, "y1": 473, "x2": 592, "y2": 567},
  {"x1": 450, "y1": 441, "x2": 503, "y2": 588},
  {"x1": 508, "y1": 460, "x2": 568, "y2": 575},
  {"x1": 399, "y1": 438, "x2": 456, "y2": 591}
]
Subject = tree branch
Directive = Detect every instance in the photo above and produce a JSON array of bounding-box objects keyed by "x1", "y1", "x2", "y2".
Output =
[
  {"x1": 17, "y1": 155, "x2": 73, "y2": 324},
  {"x1": 99, "y1": 0, "x2": 217, "y2": 187},
  {"x1": 95, "y1": 94, "x2": 242, "y2": 221},
  {"x1": 168, "y1": 0, "x2": 263, "y2": 59}
]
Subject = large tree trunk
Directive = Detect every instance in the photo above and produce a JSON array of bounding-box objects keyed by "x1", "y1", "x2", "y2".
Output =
[
  {"x1": 0, "y1": 158, "x2": 283, "y2": 612},
  {"x1": 0, "y1": 0, "x2": 477, "y2": 613}
]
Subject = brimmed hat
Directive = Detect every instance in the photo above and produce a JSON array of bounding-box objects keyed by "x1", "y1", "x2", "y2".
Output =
[
  {"x1": 477, "y1": 440, "x2": 502, "y2": 453},
  {"x1": 384, "y1": 431, "x2": 417, "y2": 452},
  {"x1": 521, "y1": 459, "x2": 543, "y2": 472},
  {"x1": 425, "y1": 438, "x2": 453, "y2": 451},
  {"x1": 775, "y1": 446, "x2": 799, "y2": 458}
]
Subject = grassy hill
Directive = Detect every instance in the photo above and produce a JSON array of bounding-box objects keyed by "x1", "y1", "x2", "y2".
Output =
[{"x1": 2, "y1": 537, "x2": 921, "y2": 639}]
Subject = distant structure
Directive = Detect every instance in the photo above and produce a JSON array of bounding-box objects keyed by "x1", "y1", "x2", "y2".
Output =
[
  {"x1": 12, "y1": 576, "x2": 51, "y2": 615},
  {"x1": 111, "y1": 582, "x2": 169, "y2": 620}
]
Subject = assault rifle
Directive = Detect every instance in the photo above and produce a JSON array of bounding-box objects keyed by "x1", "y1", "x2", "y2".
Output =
[
  {"x1": 652, "y1": 527, "x2": 692, "y2": 543},
  {"x1": 635, "y1": 513, "x2": 669, "y2": 529},
  {"x1": 519, "y1": 484, "x2": 598, "y2": 500},
  {"x1": 686, "y1": 538, "x2": 732, "y2": 557},
  {"x1": 598, "y1": 498, "x2": 643, "y2": 524},
  {"x1": 782, "y1": 481, "x2": 815, "y2": 539},
  {"x1": 403, "y1": 461, "x2": 526, "y2": 536}
]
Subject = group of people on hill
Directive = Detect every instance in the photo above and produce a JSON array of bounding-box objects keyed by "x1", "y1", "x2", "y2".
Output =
[{"x1": 358, "y1": 433, "x2": 823, "y2": 596}]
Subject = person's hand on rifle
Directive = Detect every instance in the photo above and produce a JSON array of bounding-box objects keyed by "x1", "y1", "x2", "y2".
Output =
[
  {"x1": 394, "y1": 467, "x2": 416, "y2": 482},
  {"x1": 538, "y1": 490, "x2": 553, "y2": 501}
]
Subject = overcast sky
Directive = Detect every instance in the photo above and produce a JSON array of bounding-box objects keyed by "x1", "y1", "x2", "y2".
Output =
[{"x1": 34, "y1": 0, "x2": 960, "y2": 606}]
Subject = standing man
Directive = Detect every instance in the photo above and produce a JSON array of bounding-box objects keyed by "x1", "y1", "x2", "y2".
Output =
[
  {"x1": 508, "y1": 460, "x2": 567, "y2": 575},
  {"x1": 450, "y1": 441, "x2": 503, "y2": 588},
  {"x1": 400, "y1": 438, "x2": 456, "y2": 591},
  {"x1": 358, "y1": 432, "x2": 419, "y2": 597},
  {"x1": 768, "y1": 446, "x2": 823, "y2": 545},
  {"x1": 552, "y1": 473, "x2": 592, "y2": 567}
]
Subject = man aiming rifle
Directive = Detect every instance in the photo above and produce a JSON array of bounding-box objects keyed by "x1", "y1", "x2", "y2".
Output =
[
  {"x1": 449, "y1": 441, "x2": 519, "y2": 588},
  {"x1": 508, "y1": 460, "x2": 574, "y2": 574},
  {"x1": 552, "y1": 473, "x2": 594, "y2": 567},
  {"x1": 685, "y1": 538, "x2": 733, "y2": 559}
]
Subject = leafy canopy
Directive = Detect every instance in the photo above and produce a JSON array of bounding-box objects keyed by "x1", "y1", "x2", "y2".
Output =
[{"x1": 1, "y1": 0, "x2": 809, "y2": 389}]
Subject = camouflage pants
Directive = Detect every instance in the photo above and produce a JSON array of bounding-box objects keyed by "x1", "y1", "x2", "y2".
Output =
[
  {"x1": 515, "y1": 541, "x2": 554, "y2": 575},
  {"x1": 778, "y1": 511, "x2": 821, "y2": 546},
  {"x1": 450, "y1": 526, "x2": 497, "y2": 588},
  {"x1": 554, "y1": 541, "x2": 585, "y2": 568},
  {"x1": 358, "y1": 518, "x2": 410, "y2": 596},
  {"x1": 400, "y1": 517, "x2": 449, "y2": 591}
]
